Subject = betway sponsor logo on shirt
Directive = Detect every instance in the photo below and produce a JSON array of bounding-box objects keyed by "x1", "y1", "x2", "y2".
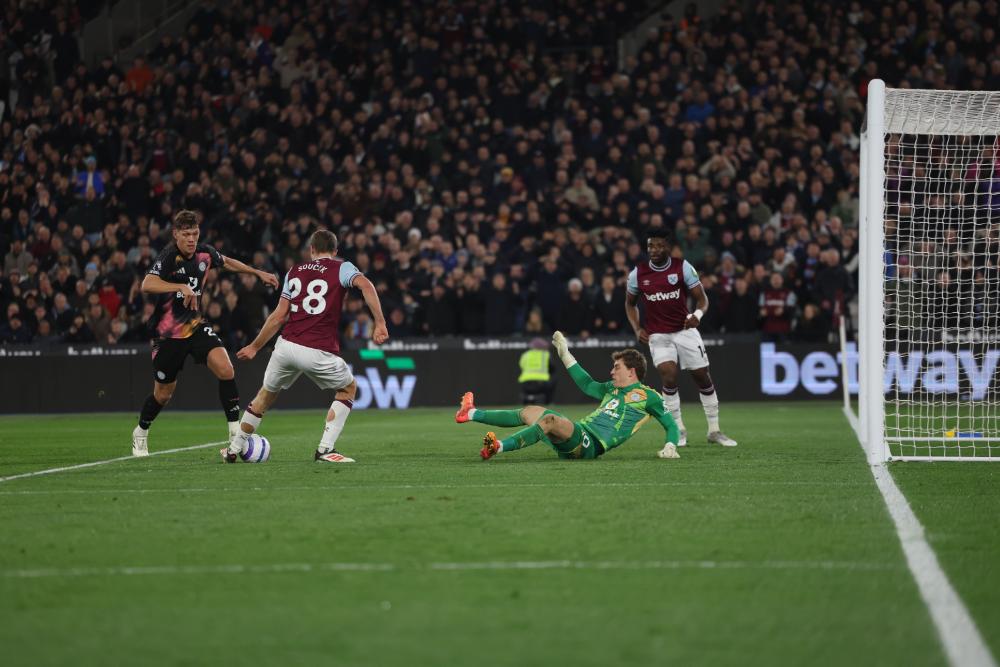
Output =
[
  {"x1": 761, "y1": 343, "x2": 1000, "y2": 399},
  {"x1": 644, "y1": 289, "x2": 681, "y2": 302}
]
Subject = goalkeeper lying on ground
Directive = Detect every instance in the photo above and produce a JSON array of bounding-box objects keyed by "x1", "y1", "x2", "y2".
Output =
[{"x1": 456, "y1": 332, "x2": 682, "y2": 460}]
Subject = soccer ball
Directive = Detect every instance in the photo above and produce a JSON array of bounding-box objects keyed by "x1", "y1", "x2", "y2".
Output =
[{"x1": 241, "y1": 434, "x2": 271, "y2": 463}]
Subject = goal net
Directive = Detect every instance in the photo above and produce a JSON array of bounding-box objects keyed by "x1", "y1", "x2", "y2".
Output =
[{"x1": 860, "y1": 80, "x2": 1000, "y2": 462}]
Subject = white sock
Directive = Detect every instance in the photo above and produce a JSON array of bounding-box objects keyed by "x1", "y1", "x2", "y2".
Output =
[
  {"x1": 135, "y1": 425, "x2": 148, "y2": 435},
  {"x1": 469, "y1": 408, "x2": 478, "y2": 420},
  {"x1": 231, "y1": 410, "x2": 261, "y2": 454},
  {"x1": 700, "y1": 388, "x2": 720, "y2": 432},
  {"x1": 662, "y1": 391, "x2": 685, "y2": 431},
  {"x1": 319, "y1": 399, "x2": 353, "y2": 453}
]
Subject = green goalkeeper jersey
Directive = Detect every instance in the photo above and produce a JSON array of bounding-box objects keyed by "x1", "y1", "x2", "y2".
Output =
[{"x1": 568, "y1": 363, "x2": 680, "y2": 451}]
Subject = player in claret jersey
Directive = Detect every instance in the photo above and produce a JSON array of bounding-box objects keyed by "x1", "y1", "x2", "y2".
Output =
[
  {"x1": 625, "y1": 232, "x2": 737, "y2": 448},
  {"x1": 231, "y1": 230, "x2": 389, "y2": 463},
  {"x1": 131, "y1": 210, "x2": 279, "y2": 457}
]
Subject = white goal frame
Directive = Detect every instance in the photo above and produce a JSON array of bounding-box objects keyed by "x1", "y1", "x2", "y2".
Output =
[{"x1": 859, "y1": 79, "x2": 1000, "y2": 462}]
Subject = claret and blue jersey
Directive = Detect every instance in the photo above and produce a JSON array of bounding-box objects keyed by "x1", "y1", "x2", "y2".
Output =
[
  {"x1": 627, "y1": 258, "x2": 701, "y2": 334},
  {"x1": 279, "y1": 257, "x2": 361, "y2": 355}
]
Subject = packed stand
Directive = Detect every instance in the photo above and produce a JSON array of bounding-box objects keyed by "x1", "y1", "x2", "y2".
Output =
[{"x1": 0, "y1": 0, "x2": 998, "y2": 347}]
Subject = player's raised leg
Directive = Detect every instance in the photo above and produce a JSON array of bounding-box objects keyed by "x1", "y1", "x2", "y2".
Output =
[
  {"x1": 455, "y1": 392, "x2": 533, "y2": 426},
  {"x1": 690, "y1": 367, "x2": 737, "y2": 447},
  {"x1": 315, "y1": 379, "x2": 357, "y2": 463},
  {"x1": 132, "y1": 380, "x2": 175, "y2": 456}
]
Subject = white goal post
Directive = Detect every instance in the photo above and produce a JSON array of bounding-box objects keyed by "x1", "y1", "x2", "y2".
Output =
[{"x1": 859, "y1": 79, "x2": 1000, "y2": 462}]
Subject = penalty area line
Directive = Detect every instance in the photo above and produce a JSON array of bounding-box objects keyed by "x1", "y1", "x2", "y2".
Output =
[
  {"x1": 0, "y1": 441, "x2": 228, "y2": 484},
  {"x1": 1, "y1": 559, "x2": 898, "y2": 579},
  {"x1": 0, "y1": 480, "x2": 869, "y2": 495}
]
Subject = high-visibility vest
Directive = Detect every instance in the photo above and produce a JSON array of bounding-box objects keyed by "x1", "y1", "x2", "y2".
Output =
[{"x1": 518, "y1": 349, "x2": 551, "y2": 383}]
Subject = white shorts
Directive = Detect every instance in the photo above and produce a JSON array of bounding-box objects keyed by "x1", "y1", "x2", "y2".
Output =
[
  {"x1": 262, "y1": 336, "x2": 354, "y2": 392},
  {"x1": 648, "y1": 329, "x2": 709, "y2": 370}
]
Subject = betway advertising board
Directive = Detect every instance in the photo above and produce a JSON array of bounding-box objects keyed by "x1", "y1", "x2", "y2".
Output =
[
  {"x1": 760, "y1": 343, "x2": 1000, "y2": 399},
  {"x1": 1, "y1": 339, "x2": 998, "y2": 413}
]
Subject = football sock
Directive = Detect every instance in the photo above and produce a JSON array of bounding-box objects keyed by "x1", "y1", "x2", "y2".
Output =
[
  {"x1": 138, "y1": 394, "x2": 165, "y2": 430},
  {"x1": 318, "y1": 399, "x2": 353, "y2": 453},
  {"x1": 662, "y1": 387, "x2": 685, "y2": 431},
  {"x1": 231, "y1": 408, "x2": 262, "y2": 454},
  {"x1": 499, "y1": 424, "x2": 545, "y2": 452},
  {"x1": 472, "y1": 409, "x2": 524, "y2": 427},
  {"x1": 699, "y1": 385, "x2": 721, "y2": 432},
  {"x1": 219, "y1": 379, "x2": 240, "y2": 423},
  {"x1": 240, "y1": 407, "x2": 262, "y2": 435}
]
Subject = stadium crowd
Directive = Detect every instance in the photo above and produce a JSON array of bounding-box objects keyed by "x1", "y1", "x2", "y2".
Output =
[{"x1": 1, "y1": 0, "x2": 998, "y2": 347}]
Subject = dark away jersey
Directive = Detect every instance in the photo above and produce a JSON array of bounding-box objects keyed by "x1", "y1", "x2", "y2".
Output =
[{"x1": 147, "y1": 243, "x2": 224, "y2": 339}]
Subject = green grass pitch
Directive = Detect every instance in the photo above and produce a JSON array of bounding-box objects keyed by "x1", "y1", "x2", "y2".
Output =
[{"x1": 1, "y1": 402, "x2": 997, "y2": 666}]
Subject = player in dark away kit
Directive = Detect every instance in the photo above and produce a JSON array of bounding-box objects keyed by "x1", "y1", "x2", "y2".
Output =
[{"x1": 131, "y1": 210, "x2": 279, "y2": 457}]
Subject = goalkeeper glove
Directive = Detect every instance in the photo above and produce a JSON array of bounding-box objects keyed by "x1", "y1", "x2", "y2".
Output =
[
  {"x1": 657, "y1": 443, "x2": 680, "y2": 459},
  {"x1": 551, "y1": 331, "x2": 577, "y2": 367}
]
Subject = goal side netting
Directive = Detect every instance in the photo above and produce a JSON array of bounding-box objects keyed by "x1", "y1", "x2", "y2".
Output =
[{"x1": 861, "y1": 80, "x2": 1000, "y2": 462}]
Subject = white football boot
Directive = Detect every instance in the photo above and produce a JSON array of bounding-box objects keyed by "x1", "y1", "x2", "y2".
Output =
[
  {"x1": 315, "y1": 449, "x2": 355, "y2": 463},
  {"x1": 707, "y1": 431, "x2": 738, "y2": 447},
  {"x1": 131, "y1": 426, "x2": 149, "y2": 457}
]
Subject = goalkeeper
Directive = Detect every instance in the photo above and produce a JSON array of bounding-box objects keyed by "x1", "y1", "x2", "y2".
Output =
[{"x1": 455, "y1": 332, "x2": 682, "y2": 460}]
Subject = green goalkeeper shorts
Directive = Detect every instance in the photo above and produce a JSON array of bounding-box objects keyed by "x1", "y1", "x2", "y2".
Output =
[{"x1": 549, "y1": 418, "x2": 604, "y2": 460}]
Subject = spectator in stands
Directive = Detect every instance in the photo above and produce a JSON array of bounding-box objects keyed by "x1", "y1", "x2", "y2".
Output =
[
  {"x1": 795, "y1": 303, "x2": 831, "y2": 343},
  {"x1": 759, "y1": 273, "x2": 796, "y2": 342},
  {"x1": 592, "y1": 275, "x2": 626, "y2": 333},
  {"x1": 814, "y1": 249, "x2": 851, "y2": 323},
  {"x1": 722, "y1": 276, "x2": 760, "y2": 333},
  {"x1": 1, "y1": 0, "x2": 997, "y2": 348},
  {"x1": 0, "y1": 313, "x2": 32, "y2": 344},
  {"x1": 4, "y1": 240, "x2": 32, "y2": 276}
]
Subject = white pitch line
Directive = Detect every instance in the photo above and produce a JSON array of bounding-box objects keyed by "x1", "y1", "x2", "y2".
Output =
[
  {"x1": 0, "y1": 479, "x2": 866, "y2": 495},
  {"x1": 1, "y1": 559, "x2": 896, "y2": 579},
  {"x1": 426, "y1": 559, "x2": 896, "y2": 572},
  {"x1": 0, "y1": 441, "x2": 227, "y2": 484},
  {"x1": 866, "y1": 460, "x2": 996, "y2": 666}
]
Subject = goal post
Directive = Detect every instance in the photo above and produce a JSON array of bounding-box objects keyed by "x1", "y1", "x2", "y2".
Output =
[{"x1": 860, "y1": 79, "x2": 1000, "y2": 462}]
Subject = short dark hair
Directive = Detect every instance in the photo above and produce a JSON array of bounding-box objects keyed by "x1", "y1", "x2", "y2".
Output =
[
  {"x1": 646, "y1": 230, "x2": 671, "y2": 244},
  {"x1": 172, "y1": 210, "x2": 199, "y2": 230},
  {"x1": 612, "y1": 348, "x2": 647, "y2": 379},
  {"x1": 309, "y1": 230, "x2": 338, "y2": 253}
]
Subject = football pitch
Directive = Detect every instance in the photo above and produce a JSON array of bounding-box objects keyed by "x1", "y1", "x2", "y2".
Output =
[{"x1": 1, "y1": 403, "x2": 997, "y2": 666}]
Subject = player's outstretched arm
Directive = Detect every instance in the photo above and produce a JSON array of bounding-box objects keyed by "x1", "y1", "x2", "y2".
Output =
[
  {"x1": 645, "y1": 392, "x2": 680, "y2": 447},
  {"x1": 141, "y1": 274, "x2": 197, "y2": 309},
  {"x1": 351, "y1": 274, "x2": 389, "y2": 345},
  {"x1": 221, "y1": 255, "x2": 280, "y2": 289},
  {"x1": 237, "y1": 297, "x2": 290, "y2": 360},
  {"x1": 552, "y1": 331, "x2": 605, "y2": 400}
]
